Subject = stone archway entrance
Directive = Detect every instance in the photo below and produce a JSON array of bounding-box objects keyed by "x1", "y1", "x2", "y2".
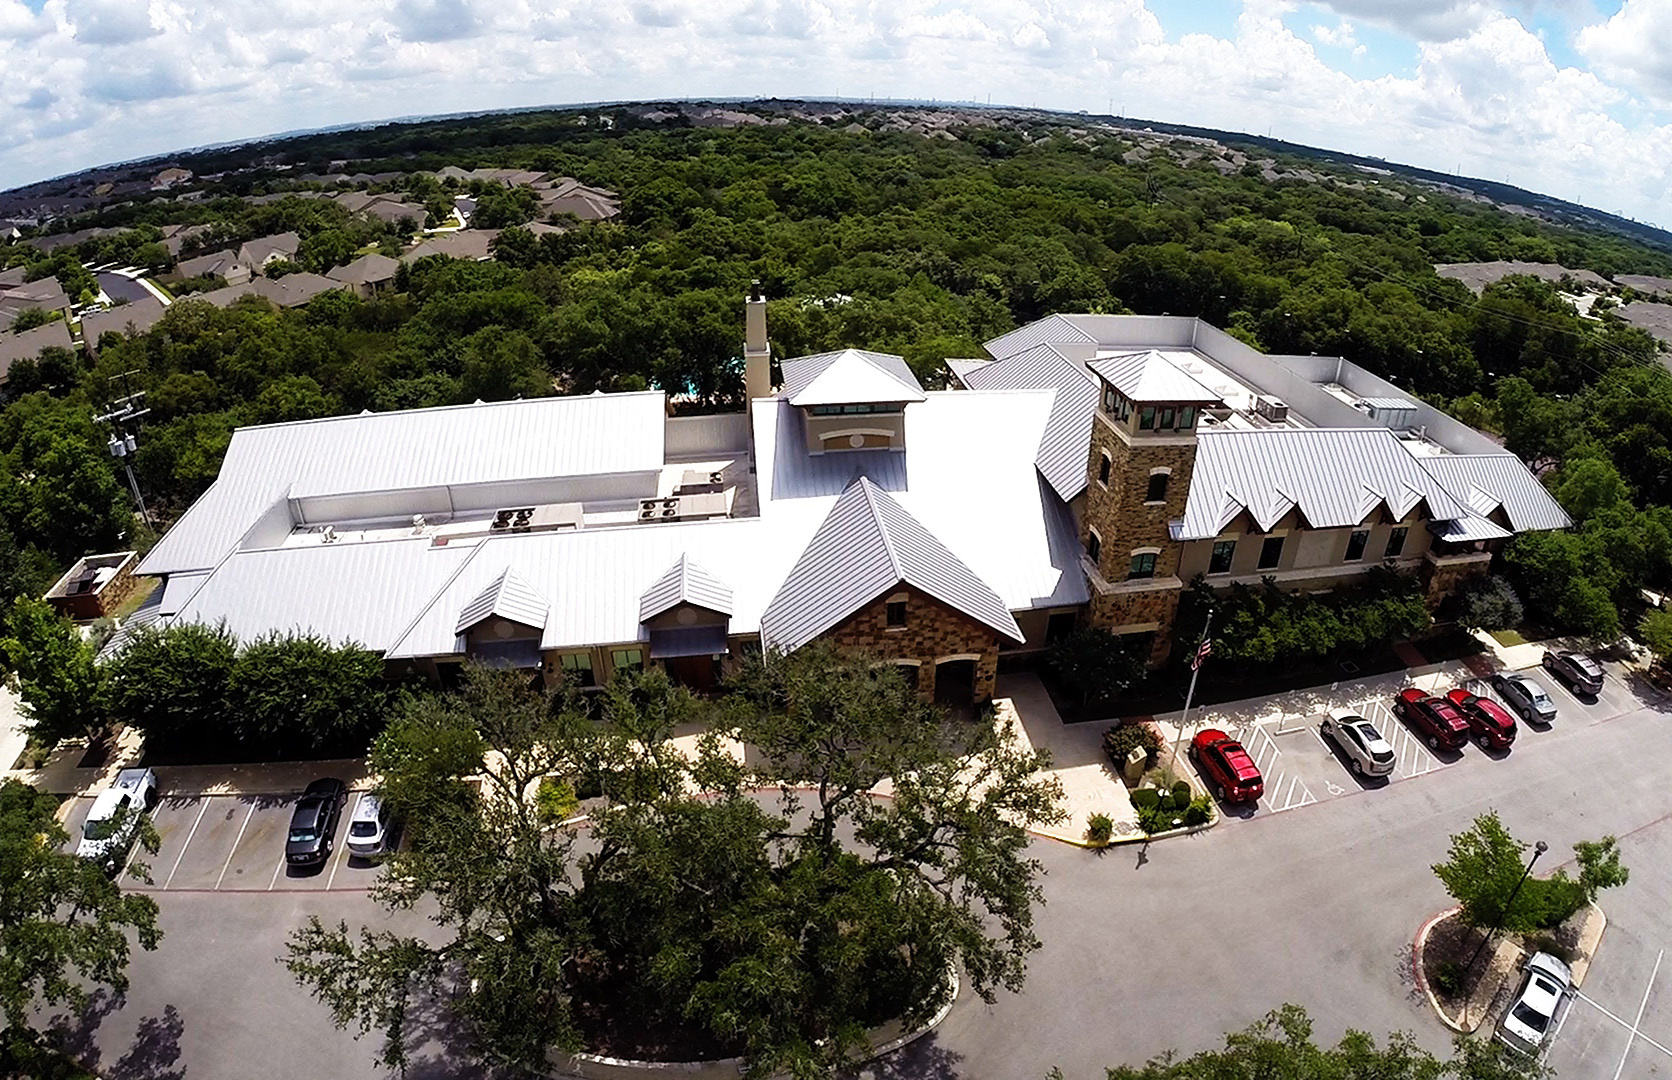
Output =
[{"x1": 932, "y1": 657, "x2": 979, "y2": 710}]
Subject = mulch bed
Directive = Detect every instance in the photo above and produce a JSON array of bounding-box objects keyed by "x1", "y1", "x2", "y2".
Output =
[{"x1": 1421, "y1": 913, "x2": 1495, "y2": 1014}]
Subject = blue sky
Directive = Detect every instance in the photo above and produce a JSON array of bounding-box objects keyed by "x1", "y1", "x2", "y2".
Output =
[{"x1": 0, "y1": 0, "x2": 1667, "y2": 224}]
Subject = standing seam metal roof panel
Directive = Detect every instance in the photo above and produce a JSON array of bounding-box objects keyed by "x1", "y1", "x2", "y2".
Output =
[
  {"x1": 780, "y1": 349, "x2": 927, "y2": 405},
  {"x1": 760, "y1": 477, "x2": 1023, "y2": 652},
  {"x1": 638, "y1": 554, "x2": 735, "y2": 621},
  {"x1": 983, "y1": 315, "x2": 1096, "y2": 360},
  {"x1": 1180, "y1": 428, "x2": 1473, "y2": 540},
  {"x1": 1417, "y1": 455, "x2": 1573, "y2": 532},
  {"x1": 455, "y1": 568, "x2": 550, "y2": 633},
  {"x1": 1087, "y1": 350, "x2": 1225, "y2": 404},
  {"x1": 959, "y1": 342, "x2": 1098, "y2": 503}
]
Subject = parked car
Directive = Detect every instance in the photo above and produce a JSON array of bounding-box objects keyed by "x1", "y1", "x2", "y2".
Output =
[
  {"x1": 345, "y1": 792, "x2": 392, "y2": 858},
  {"x1": 1394, "y1": 688, "x2": 1470, "y2": 751},
  {"x1": 1496, "y1": 952, "x2": 1572, "y2": 1058},
  {"x1": 1543, "y1": 650, "x2": 1604, "y2": 696},
  {"x1": 1189, "y1": 728, "x2": 1263, "y2": 803},
  {"x1": 1445, "y1": 689, "x2": 1518, "y2": 751},
  {"x1": 286, "y1": 778, "x2": 347, "y2": 867},
  {"x1": 1489, "y1": 673, "x2": 1558, "y2": 726},
  {"x1": 1320, "y1": 710, "x2": 1396, "y2": 777},
  {"x1": 76, "y1": 768, "x2": 157, "y2": 872}
]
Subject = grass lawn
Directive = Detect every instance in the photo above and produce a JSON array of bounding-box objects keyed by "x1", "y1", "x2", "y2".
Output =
[{"x1": 1490, "y1": 628, "x2": 1529, "y2": 646}]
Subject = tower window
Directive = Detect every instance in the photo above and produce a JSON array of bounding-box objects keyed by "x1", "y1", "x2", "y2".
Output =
[
  {"x1": 1139, "y1": 406, "x2": 1156, "y2": 431},
  {"x1": 1158, "y1": 406, "x2": 1175, "y2": 429},
  {"x1": 1128, "y1": 552, "x2": 1157, "y2": 579},
  {"x1": 1087, "y1": 530, "x2": 1102, "y2": 565},
  {"x1": 1179, "y1": 406, "x2": 1197, "y2": 429},
  {"x1": 1098, "y1": 453, "x2": 1112, "y2": 486},
  {"x1": 1145, "y1": 472, "x2": 1169, "y2": 503}
]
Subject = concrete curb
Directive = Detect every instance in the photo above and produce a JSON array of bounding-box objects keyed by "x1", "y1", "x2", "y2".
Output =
[
  {"x1": 1057, "y1": 806, "x2": 1221, "y2": 849},
  {"x1": 1413, "y1": 906, "x2": 1469, "y2": 1035},
  {"x1": 1570, "y1": 900, "x2": 1609, "y2": 988}
]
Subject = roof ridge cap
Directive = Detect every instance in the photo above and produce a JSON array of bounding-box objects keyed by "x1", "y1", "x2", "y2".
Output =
[{"x1": 857, "y1": 478, "x2": 905, "y2": 580}]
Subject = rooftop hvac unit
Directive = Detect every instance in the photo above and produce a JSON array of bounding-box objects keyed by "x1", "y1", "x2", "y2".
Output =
[
  {"x1": 1254, "y1": 396, "x2": 1289, "y2": 424},
  {"x1": 321, "y1": 525, "x2": 338, "y2": 544},
  {"x1": 638, "y1": 507, "x2": 658, "y2": 522}
]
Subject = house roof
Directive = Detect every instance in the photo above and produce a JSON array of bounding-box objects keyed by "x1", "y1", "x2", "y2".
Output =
[
  {"x1": 1419, "y1": 455, "x2": 1573, "y2": 532},
  {"x1": 1088, "y1": 349, "x2": 1223, "y2": 404},
  {"x1": 456, "y1": 567, "x2": 549, "y2": 633},
  {"x1": 945, "y1": 357, "x2": 994, "y2": 384},
  {"x1": 0, "y1": 319, "x2": 73, "y2": 381},
  {"x1": 760, "y1": 476, "x2": 1023, "y2": 653},
  {"x1": 253, "y1": 273, "x2": 340, "y2": 308},
  {"x1": 780, "y1": 349, "x2": 926, "y2": 406},
  {"x1": 176, "y1": 249, "x2": 243, "y2": 279},
  {"x1": 401, "y1": 230, "x2": 498, "y2": 263},
  {"x1": 138, "y1": 392, "x2": 668, "y2": 576},
  {"x1": 327, "y1": 254, "x2": 400, "y2": 287},
  {"x1": 82, "y1": 297, "x2": 168, "y2": 349},
  {"x1": 1176, "y1": 428, "x2": 1473, "y2": 539},
  {"x1": 239, "y1": 232, "x2": 300, "y2": 265},
  {"x1": 956, "y1": 342, "x2": 1099, "y2": 504},
  {"x1": 639, "y1": 553, "x2": 734, "y2": 621}
]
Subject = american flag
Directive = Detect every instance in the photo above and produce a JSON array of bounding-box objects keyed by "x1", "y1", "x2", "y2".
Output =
[{"x1": 1191, "y1": 638, "x2": 1213, "y2": 671}]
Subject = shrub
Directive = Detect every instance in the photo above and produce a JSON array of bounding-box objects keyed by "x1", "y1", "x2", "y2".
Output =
[
  {"x1": 1130, "y1": 787, "x2": 1160, "y2": 812},
  {"x1": 1456, "y1": 574, "x2": 1524, "y2": 632},
  {"x1": 1433, "y1": 960, "x2": 1464, "y2": 997},
  {"x1": 1171, "y1": 781, "x2": 1193, "y2": 805},
  {"x1": 1085, "y1": 812, "x2": 1114, "y2": 846},
  {"x1": 1184, "y1": 795, "x2": 1212, "y2": 826},
  {"x1": 1136, "y1": 805, "x2": 1171, "y2": 834},
  {"x1": 1103, "y1": 723, "x2": 1163, "y2": 770},
  {"x1": 534, "y1": 777, "x2": 579, "y2": 825},
  {"x1": 1049, "y1": 628, "x2": 1145, "y2": 706}
]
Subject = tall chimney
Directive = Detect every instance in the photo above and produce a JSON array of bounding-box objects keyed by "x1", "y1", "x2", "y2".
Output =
[{"x1": 744, "y1": 280, "x2": 770, "y2": 411}]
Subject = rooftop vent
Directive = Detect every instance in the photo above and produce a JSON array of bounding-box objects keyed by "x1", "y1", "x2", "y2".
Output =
[
  {"x1": 1254, "y1": 396, "x2": 1289, "y2": 424},
  {"x1": 636, "y1": 492, "x2": 730, "y2": 524}
]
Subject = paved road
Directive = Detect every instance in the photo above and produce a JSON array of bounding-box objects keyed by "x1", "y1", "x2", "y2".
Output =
[{"x1": 56, "y1": 675, "x2": 1672, "y2": 1080}]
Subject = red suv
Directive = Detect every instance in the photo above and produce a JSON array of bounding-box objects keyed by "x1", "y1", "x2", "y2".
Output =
[
  {"x1": 1395, "y1": 688, "x2": 1470, "y2": 751},
  {"x1": 1190, "y1": 729, "x2": 1264, "y2": 803},
  {"x1": 1445, "y1": 689, "x2": 1518, "y2": 751}
]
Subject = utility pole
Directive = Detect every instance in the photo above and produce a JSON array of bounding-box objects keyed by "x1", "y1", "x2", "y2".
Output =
[{"x1": 94, "y1": 369, "x2": 152, "y2": 529}]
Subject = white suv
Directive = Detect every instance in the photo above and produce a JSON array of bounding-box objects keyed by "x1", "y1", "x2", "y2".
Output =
[
  {"x1": 1497, "y1": 952, "x2": 1572, "y2": 1057},
  {"x1": 1322, "y1": 710, "x2": 1396, "y2": 777},
  {"x1": 76, "y1": 768, "x2": 157, "y2": 872}
]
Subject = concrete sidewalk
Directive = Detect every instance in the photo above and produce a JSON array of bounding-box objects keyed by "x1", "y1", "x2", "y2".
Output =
[{"x1": 997, "y1": 674, "x2": 1143, "y2": 845}]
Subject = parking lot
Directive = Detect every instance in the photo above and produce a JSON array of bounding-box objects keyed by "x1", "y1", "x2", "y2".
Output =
[
  {"x1": 60, "y1": 788, "x2": 387, "y2": 892},
  {"x1": 1196, "y1": 659, "x2": 1646, "y2": 823}
]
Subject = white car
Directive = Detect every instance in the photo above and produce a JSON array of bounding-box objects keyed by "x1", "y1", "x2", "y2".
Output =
[
  {"x1": 76, "y1": 767, "x2": 157, "y2": 871},
  {"x1": 1496, "y1": 952, "x2": 1572, "y2": 1057},
  {"x1": 344, "y1": 793, "x2": 392, "y2": 858},
  {"x1": 1321, "y1": 710, "x2": 1396, "y2": 777}
]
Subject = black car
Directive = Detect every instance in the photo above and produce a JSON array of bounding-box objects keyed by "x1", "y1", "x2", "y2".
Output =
[
  {"x1": 286, "y1": 778, "x2": 347, "y2": 867},
  {"x1": 1542, "y1": 650, "x2": 1604, "y2": 697}
]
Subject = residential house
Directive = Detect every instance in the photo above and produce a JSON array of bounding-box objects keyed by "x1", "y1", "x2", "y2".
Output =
[
  {"x1": 160, "y1": 223, "x2": 212, "y2": 258},
  {"x1": 151, "y1": 167, "x2": 193, "y2": 190},
  {"x1": 82, "y1": 296, "x2": 168, "y2": 354},
  {"x1": 0, "y1": 276, "x2": 73, "y2": 330},
  {"x1": 193, "y1": 272, "x2": 342, "y2": 310},
  {"x1": 326, "y1": 254, "x2": 400, "y2": 298},
  {"x1": 176, "y1": 249, "x2": 252, "y2": 286},
  {"x1": 237, "y1": 232, "x2": 301, "y2": 271},
  {"x1": 0, "y1": 318, "x2": 74, "y2": 387},
  {"x1": 536, "y1": 177, "x2": 620, "y2": 222},
  {"x1": 118, "y1": 299, "x2": 1567, "y2": 702},
  {"x1": 401, "y1": 230, "x2": 498, "y2": 263}
]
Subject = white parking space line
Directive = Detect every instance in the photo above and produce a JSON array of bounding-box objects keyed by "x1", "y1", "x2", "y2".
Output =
[
  {"x1": 215, "y1": 802, "x2": 256, "y2": 891},
  {"x1": 1576, "y1": 988, "x2": 1672, "y2": 1062},
  {"x1": 1614, "y1": 950, "x2": 1665, "y2": 1080},
  {"x1": 268, "y1": 853, "x2": 286, "y2": 891},
  {"x1": 325, "y1": 841, "x2": 348, "y2": 891},
  {"x1": 163, "y1": 799, "x2": 211, "y2": 890},
  {"x1": 1365, "y1": 701, "x2": 1443, "y2": 779},
  {"x1": 1239, "y1": 723, "x2": 1317, "y2": 813}
]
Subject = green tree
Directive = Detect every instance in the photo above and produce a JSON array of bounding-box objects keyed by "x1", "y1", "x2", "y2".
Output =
[
  {"x1": 1433, "y1": 812, "x2": 1627, "y2": 934},
  {"x1": 1045, "y1": 627, "x2": 1145, "y2": 706},
  {"x1": 0, "y1": 779, "x2": 162, "y2": 1051},
  {"x1": 1455, "y1": 575, "x2": 1523, "y2": 633},
  {"x1": 1639, "y1": 609, "x2": 1672, "y2": 660},
  {"x1": 0, "y1": 598, "x2": 105, "y2": 744},
  {"x1": 104, "y1": 621, "x2": 237, "y2": 749},
  {"x1": 227, "y1": 632, "x2": 389, "y2": 751},
  {"x1": 459, "y1": 329, "x2": 549, "y2": 402}
]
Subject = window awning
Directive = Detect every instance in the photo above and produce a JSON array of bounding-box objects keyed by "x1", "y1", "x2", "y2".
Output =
[{"x1": 647, "y1": 626, "x2": 729, "y2": 659}]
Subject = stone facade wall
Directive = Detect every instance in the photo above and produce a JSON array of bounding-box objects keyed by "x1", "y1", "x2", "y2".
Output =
[
  {"x1": 1088, "y1": 585, "x2": 1182, "y2": 664},
  {"x1": 825, "y1": 584, "x2": 1001, "y2": 702},
  {"x1": 1081, "y1": 415, "x2": 1197, "y2": 582},
  {"x1": 1422, "y1": 552, "x2": 1493, "y2": 609}
]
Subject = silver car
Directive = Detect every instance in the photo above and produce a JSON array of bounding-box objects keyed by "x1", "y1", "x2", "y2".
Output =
[
  {"x1": 344, "y1": 793, "x2": 391, "y2": 858},
  {"x1": 1496, "y1": 952, "x2": 1572, "y2": 1057},
  {"x1": 1490, "y1": 673, "x2": 1558, "y2": 725},
  {"x1": 1322, "y1": 710, "x2": 1396, "y2": 777}
]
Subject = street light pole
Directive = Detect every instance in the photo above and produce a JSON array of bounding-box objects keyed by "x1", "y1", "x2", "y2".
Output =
[{"x1": 1466, "y1": 839, "x2": 1549, "y2": 973}]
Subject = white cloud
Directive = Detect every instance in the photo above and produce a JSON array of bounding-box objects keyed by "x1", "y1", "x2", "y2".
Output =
[
  {"x1": 1577, "y1": 0, "x2": 1672, "y2": 108},
  {"x1": 0, "y1": 0, "x2": 1664, "y2": 225}
]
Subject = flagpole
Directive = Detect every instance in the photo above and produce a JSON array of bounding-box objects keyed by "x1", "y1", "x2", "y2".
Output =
[{"x1": 1172, "y1": 608, "x2": 1213, "y2": 773}]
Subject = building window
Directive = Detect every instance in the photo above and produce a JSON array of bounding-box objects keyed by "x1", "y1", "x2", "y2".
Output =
[
  {"x1": 1209, "y1": 539, "x2": 1236, "y2": 574},
  {"x1": 610, "y1": 648, "x2": 643, "y2": 675},
  {"x1": 1046, "y1": 611, "x2": 1077, "y2": 644},
  {"x1": 1129, "y1": 552, "x2": 1158, "y2": 579},
  {"x1": 1145, "y1": 472, "x2": 1169, "y2": 503},
  {"x1": 1102, "y1": 385, "x2": 1117, "y2": 415},
  {"x1": 1087, "y1": 529, "x2": 1102, "y2": 566},
  {"x1": 1345, "y1": 529, "x2": 1370, "y2": 562},
  {"x1": 559, "y1": 652, "x2": 596, "y2": 688},
  {"x1": 1257, "y1": 535, "x2": 1284, "y2": 570},
  {"x1": 1385, "y1": 526, "x2": 1409, "y2": 558},
  {"x1": 1158, "y1": 406, "x2": 1175, "y2": 430},
  {"x1": 886, "y1": 600, "x2": 907, "y2": 629},
  {"x1": 1098, "y1": 453, "x2": 1112, "y2": 487},
  {"x1": 896, "y1": 662, "x2": 920, "y2": 691},
  {"x1": 1179, "y1": 406, "x2": 1196, "y2": 430},
  {"x1": 1139, "y1": 406, "x2": 1156, "y2": 431},
  {"x1": 809, "y1": 403, "x2": 903, "y2": 416}
]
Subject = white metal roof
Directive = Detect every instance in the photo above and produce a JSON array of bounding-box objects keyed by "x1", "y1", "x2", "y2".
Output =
[
  {"x1": 780, "y1": 349, "x2": 926, "y2": 406},
  {"x1": 639, "y1": 554, "x2": 734, "y2": 621},
  {"x1": 957, "y1": 342, "x2": 1098, "y2": 504},
  {"x1": 1088, "y1": 350, "x2": 1224, "y2": 404},
  {"x1": 456, "y1": 568, "x2": 550, "y2": 634},
  {"x1": 1418, "y1": 455, "x2": 1573, "y2": 532},
  {"x1": 138, "y1": 392, "x2": 667, "y2": 575},
  {"x1": 1178, "y1": 428, "x2": 1473, "y2": 539},
  {"x1": 760, "y1": 477, "x2": 1023, "y2": 652}
]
